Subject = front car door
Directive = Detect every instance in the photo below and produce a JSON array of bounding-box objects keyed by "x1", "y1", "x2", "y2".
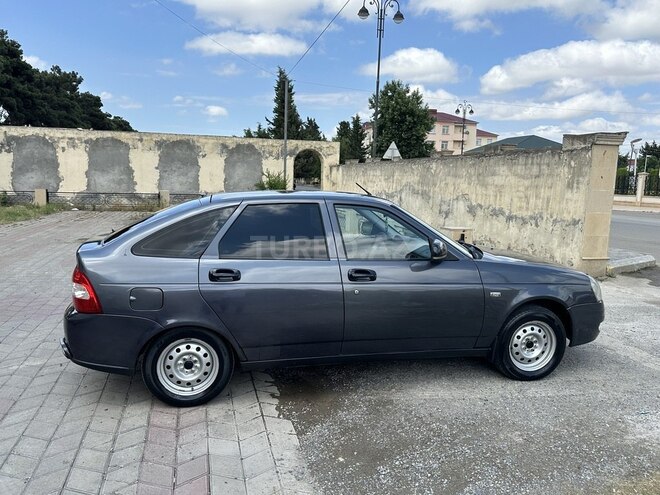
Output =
[
  {"x1": 199, "y1": 200, "x2": 343, "y2": 362},
  {"x1": 327, "y1": 200, "x2": 485, "y2": 355}
]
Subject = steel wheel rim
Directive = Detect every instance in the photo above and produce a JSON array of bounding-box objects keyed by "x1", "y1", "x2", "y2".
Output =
[
  {"x1": 156, "y1": 338, "x2": 220, "y2": 396},
  {"x1": 508, "y1": 320, "x2": 556, "y2": 372}
]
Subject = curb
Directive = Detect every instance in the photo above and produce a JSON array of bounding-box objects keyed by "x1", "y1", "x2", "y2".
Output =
[{"x1": 607, "y1": 254, "x2": 657, "y2": 276}]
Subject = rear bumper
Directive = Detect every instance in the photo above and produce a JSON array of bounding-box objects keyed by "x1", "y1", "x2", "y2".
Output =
[
  {"x1": 62, "y1": 304, "x2": 164, "y2": 375},
  {"x1": 568, "y1": 301, "x2": 605, "y2": 347}
]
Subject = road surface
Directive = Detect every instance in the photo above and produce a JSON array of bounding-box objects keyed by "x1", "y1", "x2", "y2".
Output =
[{"x1": 610, "y1": 210, "x2": 660, "y2": 261}]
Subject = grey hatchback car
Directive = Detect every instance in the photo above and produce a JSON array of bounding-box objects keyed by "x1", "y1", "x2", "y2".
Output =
[{"x1": 61, "y1": 191, "x2": 604, "y2": 406}]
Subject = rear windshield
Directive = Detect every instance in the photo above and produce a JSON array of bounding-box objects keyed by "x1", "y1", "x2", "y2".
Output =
[{"x1": 102, "y1": 199, "x2": 203, "y2": 244}]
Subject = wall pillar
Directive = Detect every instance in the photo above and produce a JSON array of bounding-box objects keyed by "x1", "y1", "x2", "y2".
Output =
[
  {"x1": 159, "y1": 190, "x2": 170, "y2": 208},
  {"x1": 33, "y1": 189, "x2": 48, "y2": 206},
  {"x1": 564, "y1": 132, "x2": 627, "y2": 277},
  {"x1": 636, "y1": 172, "x2": 649, "y2": 206}
]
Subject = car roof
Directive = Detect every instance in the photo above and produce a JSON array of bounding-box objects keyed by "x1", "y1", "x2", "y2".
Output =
[{"x1": 208, "y1": 190, "x2": 391, "y2": 205}]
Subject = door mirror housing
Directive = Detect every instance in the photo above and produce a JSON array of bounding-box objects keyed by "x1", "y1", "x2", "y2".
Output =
[{"x1": 431, "y1": 239, "x2": 448, "y2": 261}]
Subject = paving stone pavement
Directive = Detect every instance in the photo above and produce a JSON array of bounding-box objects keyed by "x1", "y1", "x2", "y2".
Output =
[{"x1": 0, "y1": 211, "x2": 317, "y2": 495}]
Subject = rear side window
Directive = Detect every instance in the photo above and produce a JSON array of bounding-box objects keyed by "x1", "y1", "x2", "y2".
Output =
[
  {"x1": 218, "y1": 203, "x2": 328, "y2": 260},
  {"x1": 133, "y1": 207, "x2": 236, "y2": 258}
]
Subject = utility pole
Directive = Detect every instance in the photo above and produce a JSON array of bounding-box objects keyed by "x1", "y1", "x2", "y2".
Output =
[{"x1": 283, "y1": 75, "x2": 289, "y2": 189}]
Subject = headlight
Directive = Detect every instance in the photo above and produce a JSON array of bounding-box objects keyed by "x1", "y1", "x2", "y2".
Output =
[{"x1": 588, "y1": 276, "x2": 602, "y2": 303}]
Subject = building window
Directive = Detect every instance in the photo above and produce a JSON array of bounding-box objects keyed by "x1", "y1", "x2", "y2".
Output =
[
  {"x1": 441, "y1": 141, "x2": 449, "y2": 150},
  {"x1": 487, "y1": 139, "x2": 493, "y2": 144},
  {"x1": 476, "y1": 138, "x2": 482, "y2": 146},
  {"x1": 441, "y1": 125, "x2": 449, "y2": 135}
]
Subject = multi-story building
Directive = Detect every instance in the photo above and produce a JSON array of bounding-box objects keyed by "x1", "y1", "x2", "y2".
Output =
[
  {"x1": 362, "y1": 109, "x2": 498, "y2": 157},
  {"x1": 426, "y1": 109, "x2": 498, "y2": 155}
]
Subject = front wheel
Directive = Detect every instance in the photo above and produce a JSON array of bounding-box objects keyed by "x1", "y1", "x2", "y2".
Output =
[
  {"x1": 492, "y1": 305, "x2": 567, "y2": 380},
  {"x1": 142, "y1": 328, "x2": 234, "y2": 407}
]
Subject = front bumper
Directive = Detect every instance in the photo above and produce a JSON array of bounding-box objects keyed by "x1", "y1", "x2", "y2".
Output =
[
  {"x1": 62, "y1": 304, "x2": 164, "y2": 375},
  {"x1": 567, "y1": 301, "x2": 605, "y2": 347}
]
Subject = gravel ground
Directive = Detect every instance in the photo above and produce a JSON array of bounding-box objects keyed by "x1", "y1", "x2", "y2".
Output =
[{"x1": 270, "y1": 271, "x2": 660, "y2": 495}]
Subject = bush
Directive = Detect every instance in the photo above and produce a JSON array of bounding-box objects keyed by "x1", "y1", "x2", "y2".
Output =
[
  {"x1": 0, "y1": 191, "x2": 8, "y2": 207},
  {"x1": 255, "y1": 170, "x2": 288, "y2": 190}
]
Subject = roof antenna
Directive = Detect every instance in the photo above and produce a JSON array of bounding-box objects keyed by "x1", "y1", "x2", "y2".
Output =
[{"x1": 355, "y1": 182, "x2": 372, "y2": 196}]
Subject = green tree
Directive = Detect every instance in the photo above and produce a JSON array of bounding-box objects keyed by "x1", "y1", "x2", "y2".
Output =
[
  {"x1": 243, "y1": 123, "x2": 269, "y2": 138},
  {"x1": 349, "y1": 114, "x2": 367, "y2": 162},
  {"x1": 333, "y1": 115, "x2": 367, "y2": 163},
  {"x1": 333, "y1": 120, "x2": 351, "y2": 164},
  {"x1": 0, "y1": 30, "x2": 134, "y2": 130},
  {"x1": 265, "y1": 67, "x2": 303, "y2": 140},
  {"x1": 369, "y1": 80, "x2": 434, "y2": 159}
]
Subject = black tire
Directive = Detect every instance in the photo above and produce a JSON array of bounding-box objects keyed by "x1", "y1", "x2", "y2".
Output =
[
  {"x1": 492, "y1": 305, "x2": 567, "y2": 381},
  {"x1": 142, "y1": 327, "x2": 234, "y2": 407}
]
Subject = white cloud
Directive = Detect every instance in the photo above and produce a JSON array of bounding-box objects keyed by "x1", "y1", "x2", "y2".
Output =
[
  {"x1": 177, "y1": 0, "x2": 351, "y2": 33},
  {"x1": 23, "y1": 55, "x2": 48, "y2": 70},
  {"x1": 296, "y1": 91, "x2": 366, "y2": 109},
  {"x1": 157, "y1": 69, "x2": 179, "y2": 77},
  {"x1": 213, "y1": 63, "x2": 243, "y2": 77},
  {"x1": 542, "y1": 78, "x2": 595, "y2": 100},
  {"x1": 100, "y1": 92, "x2": 113, "y2": 101},
  {"x1": 360, "y1": 48, "x2": 458, "y2": 84},
  {"x1": 481, "y1": 91, "x2": 631, "y2": 121},
  {"x1": 117, "y1": 97, "x2": 143, "y2": 109},
  {"x1": 161, "y1": 58, "x2": 174, "y2": 65},
  {"x1": 593, "y1": 0, "x2": 660, "y2": 40},
  {"x1": 203, "y1": 105, "x2": 228, "y2": 117},
  {"x1": 411, "y1": 0, "x2": 605, "y2": 31},
  {"x1": 410, "y1": 85, "x2": 459, "y2": 108},
  {"x1": 481, "y1": 40, "x2": 660, "y2": 94},
  {"x1": 185, "y1": 31, "x2": 306, "y2": 57}
]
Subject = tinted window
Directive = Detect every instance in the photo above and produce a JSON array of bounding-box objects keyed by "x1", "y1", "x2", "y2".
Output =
[
  {"x1": 133, "y1": 207, "x2": 236, "y2": 258},
  {"x1": 218, "y1": 203, "x2": 328, "y2": 260},
  {"x1": 335, "y1": 205, "x2": 430, "y2": 260}
]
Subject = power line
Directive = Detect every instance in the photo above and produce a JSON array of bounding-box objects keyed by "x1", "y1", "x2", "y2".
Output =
[
  {"x1": 289, "y1": 0, "x2": 351, "y2": 75},
  {"x1": 152, "y1": 0, "x2": 276, "y2": 77}
]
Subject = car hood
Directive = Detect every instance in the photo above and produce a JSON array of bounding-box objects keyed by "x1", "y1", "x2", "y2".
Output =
[{"x1": 476, "y1": 251, "x2": 590, "y2": 285}]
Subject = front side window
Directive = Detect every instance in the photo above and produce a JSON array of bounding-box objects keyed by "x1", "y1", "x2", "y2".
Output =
[
  {"x1": 218, "y1": 203, "x2": 328, "y2": 260},
  {"x1": 132, "y1": 206, "x2": 236, "y2": 258},
  {"x1": 335, "y1": 205, "x2": 430, "y2": 260}
]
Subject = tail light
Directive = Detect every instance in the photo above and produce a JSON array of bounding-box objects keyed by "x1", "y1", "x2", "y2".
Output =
[{"x1": 72, "y1": 266, "x2": 102, "y2": 314}]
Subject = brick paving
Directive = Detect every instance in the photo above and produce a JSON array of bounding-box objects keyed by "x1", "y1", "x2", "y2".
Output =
[{"x1": 0, "y1": 211, "x2": 316, "y2": 495}]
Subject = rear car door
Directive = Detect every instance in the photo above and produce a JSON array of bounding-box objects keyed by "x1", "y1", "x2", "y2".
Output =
[
  {"x1": 328, "y1": 201, "x2": 485, "y2": 354},
  {"x1": 199, "y1": 200, "x2": 344, "y2": 362}
]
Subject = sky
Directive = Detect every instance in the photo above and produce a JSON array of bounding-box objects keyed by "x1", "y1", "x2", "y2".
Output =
[{"x1": 4, "y1": 0, "x2": 660, "y2": 151}]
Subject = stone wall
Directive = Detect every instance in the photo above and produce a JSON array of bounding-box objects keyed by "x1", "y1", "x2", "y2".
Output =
[
  {"x1": 324, "y1": 132, "x2": 627, "y2": 276},
  {"x1": 0, "y1": 126, "x2": 339, "y2": 193}
]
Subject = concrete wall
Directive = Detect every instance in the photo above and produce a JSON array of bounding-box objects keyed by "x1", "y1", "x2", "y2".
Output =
[
  {"x1": 324, "y1": 132, "x2": 627, "y2": 276},
  {"x1": 0, "y1": 126, "x2": 339, "y2": 193}
]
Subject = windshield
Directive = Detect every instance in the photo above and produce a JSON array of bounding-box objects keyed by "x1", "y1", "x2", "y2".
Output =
[{"x1": 390, "y1": 203, "x2": 473, "y2": 258}]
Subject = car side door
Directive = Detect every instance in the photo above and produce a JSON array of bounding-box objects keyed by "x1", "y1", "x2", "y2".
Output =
[
  {"x1": 198, "y1": 200, "x2": 344, "y2": 363},
  {"x1": 328, "y1": 201, "x2": 485, "y2": 355}
]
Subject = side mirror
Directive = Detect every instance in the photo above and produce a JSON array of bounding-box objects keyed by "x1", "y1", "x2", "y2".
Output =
[{"x1": 431, "y1": 239, "x2": 448, "y2": 261}]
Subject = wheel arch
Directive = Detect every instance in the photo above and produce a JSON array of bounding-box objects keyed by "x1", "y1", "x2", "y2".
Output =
[
  {"x1": 505, "y1": 298, "x2": 573, "y2": 343},
  {"x1": 135, "y1": 324, "x2": 244, "y2": 373}
]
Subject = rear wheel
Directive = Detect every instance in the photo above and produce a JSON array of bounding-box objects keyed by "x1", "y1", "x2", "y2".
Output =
[
  {"x1": 493, "y1": 305, "x2": 566, "y2": 380},
  {"x1": 142, "y1": 328, "x2": 233, "y2": 407}
]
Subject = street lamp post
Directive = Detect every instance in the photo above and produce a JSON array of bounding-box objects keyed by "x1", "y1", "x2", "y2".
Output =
[
  {"x1": 358, "y1": 0, "x2": 404, "y2": 160},
  {"x1": 455, "y1": 100, "x2": 474, "y2": 156}
]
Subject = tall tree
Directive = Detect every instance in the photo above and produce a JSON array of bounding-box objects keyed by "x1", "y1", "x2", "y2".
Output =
[
  {"x1": 369, "y1": 80, "x2": 434, "y2": 159},
  {"x1": 333, "y1": 120, "x2": 351, "y2": 164},
  {"x1": 333, "y1": 115, "x2": 367, "y2": 163},
  {"x1": 349, "y1": 114, "x2": 367, "y2": 162},
  {"x1": 265, "y1": 67, "x2": 303, "y2": 140},
  {"x1": 243, "y1": 123, "x2": 269, "y2": 138},
  {"x1": 0, "y1": 30, "x2": 134, "y2": 130}
]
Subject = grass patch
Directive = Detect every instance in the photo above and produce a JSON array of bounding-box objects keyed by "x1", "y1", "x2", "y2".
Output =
[{"x1": 0, "y1": 204, "x2": 68, "y2": 224}]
